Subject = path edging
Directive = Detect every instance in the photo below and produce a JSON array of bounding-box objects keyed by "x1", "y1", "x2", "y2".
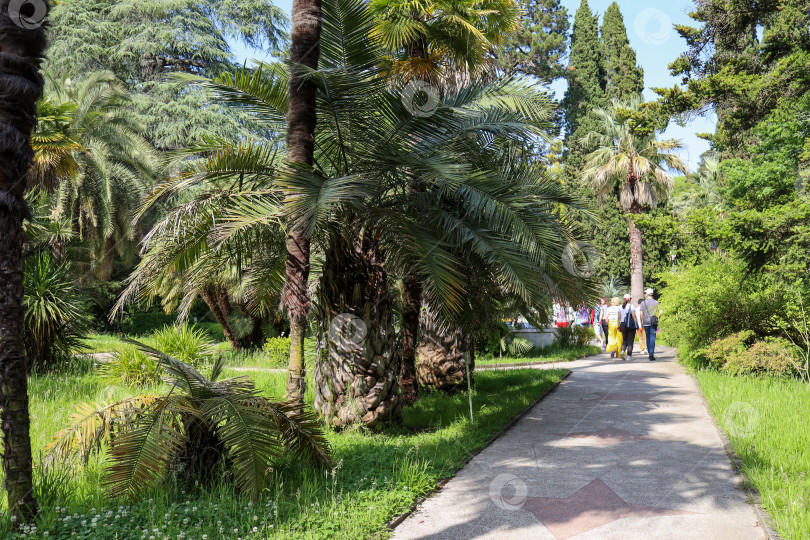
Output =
[
  {"x1": 386, "y1": 369, "x2": 572, "y2": 531},
  {"x1": 690, "y1": 372, "x2": 782, "y2": 540}
]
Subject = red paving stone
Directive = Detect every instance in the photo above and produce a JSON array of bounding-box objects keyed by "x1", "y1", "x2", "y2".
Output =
[
  {"x1": 521, "y1": 479, "x2": 693, "y2": 539},
  {"x1": 553, "y1": 426, "x2": 660, "y2": 445}
]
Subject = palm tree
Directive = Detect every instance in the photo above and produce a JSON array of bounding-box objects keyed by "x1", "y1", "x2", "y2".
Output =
[
  {"x1": 284, "y1": 0, "x2": 324, "y2": 409},
  {"x1": 371, "y1": 0, "x2": 521, "y2": 404},
  {"x1": 672, "y1": 156, "x2": 723, "y2": 214},
  {"x1": 124, "y1": 0, "x2": 593, "y2": 429},
  {"x1": 45, "y1": 344, "x2": 330, "y2": 501},
  {"x1": 0, "y1": 0, "x2": 49, "y2": 521},
  {"x1": 32, "y1": 72, "x2": 158, "y2": 280},
  {"x1": 583, "y1": 97, "x2": 688, "y2": 301}
]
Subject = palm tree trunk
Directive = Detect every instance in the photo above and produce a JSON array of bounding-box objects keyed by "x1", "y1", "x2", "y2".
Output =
[
  {"x1": 416, "y1": 305, "x2": 469, "y2": 392},
  {"x1": 628, "y1": 215, "x2": 644, "y2": 303},
  {"x1": 0, "y1": 202, "x2": 37, "y2": 521},
  {"x1": 283, "y1": 0, "x2": 322, "y2": 407},
  {"x1": 314, "y1": 232, "x2": 401, "y2": 429},
  {"x1": 0, "y1": 1, "x2": 49, "y2": 521},
  {"x1": 201, "y1": 284, "x2": 243, "y2": 350},
  {"x1": 399, "y1": 274, "x2": 421, "y2": 405}
]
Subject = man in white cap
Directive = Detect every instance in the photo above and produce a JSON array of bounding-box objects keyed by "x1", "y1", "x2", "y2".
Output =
[
  {"x1": 639, "y1": 288, "x2": 661, "y2": 361},
  {"x1": 619, "y1": 294, "x2": 636, "y2": 358}
]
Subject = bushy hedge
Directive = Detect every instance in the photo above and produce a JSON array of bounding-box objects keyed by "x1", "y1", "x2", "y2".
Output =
[
  {"x1": 658, "y1": 257, "x2": 783, "y2": 368},
  {"x1": 120, "y1": 311, "x2": 177, "y2": 336}
]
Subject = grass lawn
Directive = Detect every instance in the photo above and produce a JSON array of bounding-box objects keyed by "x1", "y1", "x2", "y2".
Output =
[
  {"x1": 1, "y1": 363, "x2": 565, "y2": 539},
  {"x1": 79, "y1": 333, "x2": 131, "y2": 354},
  {"x1": 478, "y1": 343, "x2": 601, "y2": 365},
  {"x1": 695, "y1": 371, "x2": 810, "y2": 539}
]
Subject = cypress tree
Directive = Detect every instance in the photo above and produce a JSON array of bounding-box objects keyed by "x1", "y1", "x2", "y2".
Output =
[
  {"x1": 601, "y1": 2, "x2": 644, "y2": 100},
  {"x1": 562, "y1": 0, "x2": 606, "y2": 170}
]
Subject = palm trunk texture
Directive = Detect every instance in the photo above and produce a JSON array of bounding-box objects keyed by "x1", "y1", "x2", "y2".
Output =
[
  {"x1": 314, "y1": 233, "x2": 402, "y2": 429},
  {"x1": 283, "y1": 0, "x2": 322, "y2": 406},
  {"x1": 628, "y1": 211, "x2": 644, "y2": 303},
  {"x1": 0, "y1": 0, "x2": 50, "y2": 521},
  {"x1": 416, "y1": 305, "x2": 470, "y2": 392},
  {"x1": 399, "y1": 274, "x2": 421, "y2": 405}
]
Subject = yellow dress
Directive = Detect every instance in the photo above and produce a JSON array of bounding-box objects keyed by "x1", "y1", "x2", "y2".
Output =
[{"x1": 605, "y1": 307, "x2": 624, "y2": 357}]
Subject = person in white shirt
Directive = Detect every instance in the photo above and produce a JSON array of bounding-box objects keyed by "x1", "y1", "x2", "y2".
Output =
[{"x1": 619, "y1": 294, "x2": 637, "y2": 357}]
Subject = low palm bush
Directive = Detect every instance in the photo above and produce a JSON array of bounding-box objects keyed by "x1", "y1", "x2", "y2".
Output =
[
  {"x1": 24, "y1": 251, "x2": 90, "y2": 371},
  {"x1": 45, "y1": 343, "x2": 331, "y2": 501},
  {"x1": 263, "y1": 336, "x2": 290, "y2": 364},
  {"x1": 99, "y1": 344, "x2": 159, "y2": 386},
  {"x1": 150, "y1": 323, "x2": 215, "y2": 367}
]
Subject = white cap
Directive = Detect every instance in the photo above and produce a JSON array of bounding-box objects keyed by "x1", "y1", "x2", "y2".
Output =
[
  {"x1": 623, "y1": 294, "x2": 631, "y2": 300},
  {"x1": 645, "y1": 288, "x2": 654, "y2": 295}
]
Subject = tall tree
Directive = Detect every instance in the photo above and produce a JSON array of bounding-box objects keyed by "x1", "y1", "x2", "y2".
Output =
[
  {"x1": 0, "y1": 0, "x2": 49, "y2": 522},
  {"x1": 46, "y1": 0, "x2": 288, "y2": 149},
  {"x1": 583, "y1": 97, "x2": 688, "y2": 301},
  {"x1": 657, "y1": 0, "x2": 810, "y2": 156},
  {"x1": 283, "y1": 0, "x2": 323, "y2": 407},
  {"x1": 498, "y1": 0, "x2": 569, "y2": 81},
  {"x1": 562, "y1": 0, "x2": 606, "y2": 171},
  {"x1": 600, "y1": 2, "x2": 643, "y2": 101}
]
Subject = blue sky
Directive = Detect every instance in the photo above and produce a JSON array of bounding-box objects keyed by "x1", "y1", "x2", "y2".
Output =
[{"x1": 232, "y1": 0, "x2": 714, "y2": 171}]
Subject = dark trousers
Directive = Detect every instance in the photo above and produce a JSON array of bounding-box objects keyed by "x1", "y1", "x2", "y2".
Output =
[
  {"x1": 620, "y1": 325, "x2": 635, "y2": 355},
  {"x1": 601, "y1": 321, "x2": 609, "y2": 342},
  {"x1": 644, "y1": 325, "x2": 657, "y2": 358}
]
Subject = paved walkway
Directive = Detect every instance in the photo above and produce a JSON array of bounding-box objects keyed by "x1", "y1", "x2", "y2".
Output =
[{"x1": 393, "y1": 346, "x2": 765, "y2": 540}]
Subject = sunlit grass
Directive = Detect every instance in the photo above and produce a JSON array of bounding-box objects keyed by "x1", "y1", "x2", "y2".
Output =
[
  {"x1": 696, "y1": 371, "x2": 810, "y2": 539},
  {"x1": 478, "y1": 343, "x2": 600, "y2": 365},
  {"x1": 1, "y1": 364, "x2": 564, "y2": 538}
]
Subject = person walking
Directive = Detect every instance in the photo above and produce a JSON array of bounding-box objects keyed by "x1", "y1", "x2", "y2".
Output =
[
  {"x1": 593, "y1": 301, "x2": 605, "y2": 348},
  {"x1": 599, "y1": 297, "x2": 609, "y2": 350},
  {"x1": 639, "y1": 288, "x2": 661, "y2": 361},
  {"x1": 619, "y1": 294, "x2": 637, "y2": 358},
  {"x1": 636, "y1": 298, "x2": 647, "y2": 353},
  {"x1": 605, "y1": 297, "x2": 624, "y2": 358}
]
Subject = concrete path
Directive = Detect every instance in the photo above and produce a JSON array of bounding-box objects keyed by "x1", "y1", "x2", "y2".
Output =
[{"x1": 393, "y1": 346, "x2": 765, "y2": 540}]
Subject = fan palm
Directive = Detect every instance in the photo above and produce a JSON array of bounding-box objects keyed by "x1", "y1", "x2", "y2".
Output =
[
  {"x1": 32, "y1": 72, "x2": 158, "y2": 280},
  {"x1": 583, "y1": 97, "x2": 688, "y2": 301},
  {"x1": 44, "y1": 343, "x2": 330, "y2": 501},
  {"x1": 0, "y1": 0, "x2": 49, "y2": 521},
  {"x1": 673, "y1": 156, "x2": 723, "y2": 214},
  {"x1": 370, "y1": 0, "x2": 520, "y2": 82}
]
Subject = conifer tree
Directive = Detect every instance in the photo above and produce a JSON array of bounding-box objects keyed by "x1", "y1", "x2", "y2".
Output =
[
  {"x1": 46, "y1": 0, "x2": 288, "y2": 149},
  {"x1": 601, "y1": 2, "x2": 643, "y2": 100},
  {"x1": 562, "y1": 0, "x2": 605, "y2": 169},
  {"x1": 499, "y1": 0, "x2": 570, "y2": 81}
]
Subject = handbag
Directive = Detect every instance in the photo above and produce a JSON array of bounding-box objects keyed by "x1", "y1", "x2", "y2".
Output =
[{"x1": 623, "y1": 306, "x2": 638, "y2": 330}]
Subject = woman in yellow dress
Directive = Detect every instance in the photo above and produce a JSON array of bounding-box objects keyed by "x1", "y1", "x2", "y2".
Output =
[{"x1": 605, "y1": 297, "x2": 624, "y2": 358}]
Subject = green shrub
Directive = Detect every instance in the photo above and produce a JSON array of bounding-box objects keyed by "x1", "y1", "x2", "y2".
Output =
[
  {"x1": 120, "y1": 311, "x2": 177, "y2": 336},
  {"x1": 554, "y1": 326, "x2": 592, "y2": 350},
  {"x1": 150, "y1": 323, "x2": 215, "y2": 367},
  {"x1": 659, "y1": 257, "x2": 783, "y2": 367},
  {"x1": 723, "y1": 338, "x2": 799, "y2": 377},
  {"x1": 705, "y1": 331, "x2": 755, "y2": 370},
  {"x1": 263, "y1": 336, "x2": 291, "y2": 364},
  {"x1": 99, "y1": 345, "x2": 159, "y2": 386},
  {"x1": 195, "y1": 321, "x2": 226, "y2": 342},
  {"x1": 24, "y1": 251, "x2": 90, "y2": 371}
]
